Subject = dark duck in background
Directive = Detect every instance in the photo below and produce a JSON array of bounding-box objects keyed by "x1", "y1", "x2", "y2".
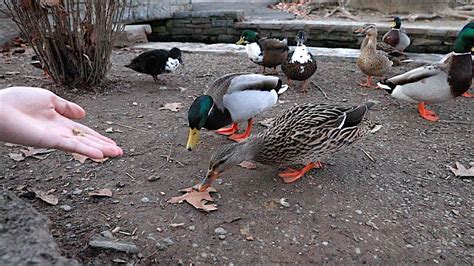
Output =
[{"x1": 125, "y1": 47, "x2": 182, "y2": 82}]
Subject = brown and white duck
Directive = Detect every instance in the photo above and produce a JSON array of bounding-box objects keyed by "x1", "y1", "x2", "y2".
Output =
[{"x1": 282, "y1": 31, "x2": 318, "y2": 93}]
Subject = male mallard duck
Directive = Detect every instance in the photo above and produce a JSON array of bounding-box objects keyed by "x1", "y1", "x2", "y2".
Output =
[
  {"x1": 197, "y1": 102, "x2": 379, "y2": 191},
  {"x1": 186, "y1": 73, "x2": 288, "y2": 151},
  {"x1": 377, "y1": 22, "x2": 474, "y2": 122},
  {"x1": 281, "y1": 31, "x2": 318, "y2": 93},
  {"x1": 125, "y1": 47, "x2": 182, "y2": 82},
  {"x1": 383, "y1": 17, "x2": 411, "y2": 52},
  {"x1": 438, "y1": 50, "x2": 474, "y2": 98},
  {"x1": 236, "y1": 30, "x2": 289, "y2": 74},
  {"x1": 354, "y1": 24, "x2": 393, "y2": 88}
]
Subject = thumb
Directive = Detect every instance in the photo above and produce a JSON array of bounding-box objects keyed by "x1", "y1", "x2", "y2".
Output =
[{"x1": 53, "y1": 96, "x2": 86, "y2": 119}]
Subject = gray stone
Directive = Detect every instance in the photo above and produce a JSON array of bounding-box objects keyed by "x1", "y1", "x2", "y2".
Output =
[
  {"x1": 156, "y1": 237, "x2": 175, "y2": 250},
  {"x1": 72, "y1": 188, "x2": 83, "y2": 195},
  {"x1": 60, "y1": 204, "x2": 72, "y2": 212},
  {"x1": 214, "y1": 227, "x2": 227, "y2": 235},
  {"x1": 100, "y1": 230, "x2": 114, "y2": 239},
  {"x1": 89, "y1": 240, "x2": 139, "y2": 254},
  {"x1": 212, "y1": 19, "x2": 234, "y2": 28},
  {"x1": 141, "y1": 197, "x2": 150, "y2": 203}
]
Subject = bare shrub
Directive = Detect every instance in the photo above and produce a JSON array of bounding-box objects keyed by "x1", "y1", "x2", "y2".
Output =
[{"x1": 4, "y1": 0, "x2": 128, "y2": 89}]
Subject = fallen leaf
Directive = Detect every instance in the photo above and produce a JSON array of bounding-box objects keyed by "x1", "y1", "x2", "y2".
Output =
[
  {"x1": 32, "y1": 189, "x2": 59, "y2": 205},
  {"x1": 238, "y1": 160, "x2": 257, "y2": 169},
  {"x1": 8, "y1": 152, "x2": 25, "y2": 161},
  {"x1": 88, "y1": 188, "x2": 113, "y2": 197},
  {"x1": 21, "y1": 147, "x2": 55, "y2": 159},
  {"x1": 72, "y1": 153, "x2": 109, "y2": 164},
  {"x1": 40, "y1": 0, "x2": 60, "y2": 8},
  {"x1": 448, "y1": 162, "x2": 474, "y2": 178},
  {"x1": 159, "y1": 102, "x2": 182, "y2": 112},
  {"x1": 169, "y1": 223, "x2": 185, "y2": 228},
  {"x1": 240, "y1": 226, "x2": 254, "y2": 241},
  {"x1": 167, "y1": 187, "x2": 217, "y2": 212}
]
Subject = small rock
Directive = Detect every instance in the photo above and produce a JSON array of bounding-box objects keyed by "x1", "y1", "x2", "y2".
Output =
[
  {"x1": 60, "y1": 204, "x2": 72, "y2": 212},
  {"x1": 148, "y1": 175, "x2": 160, "y2": 182},
  {"x1": 156, "y1": 237, "x2": 174, "y2": 250},
  {"x1": 214, "y1": 227, "x2": 227, "y2": 235},
  {"x1": 201, "y1": 252, "x2": 208, "y2": 258},
  {"x1": 116, "y1": 182, "x2": 125, "y2": 188},
  {"x1": 141, "y1": 197, "x2": 150, "y2": 203},
  {"x1": 279, "y1": 198, "x2": 290, "y2": 207},
  {"x1": 100, "y1": 230, "x2": 114, "y2": 239},
  {"x1": 218, "y1": 235, "x2": 226, "y2": 240},
  {"x1": 451, "y1": 210, "x2": 459, "y2": 216},
  {"x1": 355, "y1": 210, "x2": 363, "y2": 215},
  {"x1": 89, "y1": 240, "x2": 139, "y2": 253},
  {"x1": 192, "y1": 243, "x2": 198, "y2": 248},
  {"x1": 72, "y1": 188, "x2": 82, "y2": 195},
  {"x1": 188, "y1": 225, "x2": 195, "y2": 231},
  {"x1": 355, "y1": 247, "x2": 361, "y2": 254},
  {"x1": 322, "y1": 241, "x2": 329, "y2": 246},
  {"x1": 406, "y1": 244, "x2": 414, "y2": 248}
]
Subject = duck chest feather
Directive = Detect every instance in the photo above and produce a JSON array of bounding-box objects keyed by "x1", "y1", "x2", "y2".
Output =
[{"x1": 448, "y1": 53, "x2": 472, "y2": 97}]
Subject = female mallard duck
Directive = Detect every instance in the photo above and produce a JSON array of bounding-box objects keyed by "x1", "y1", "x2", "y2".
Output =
[
  {"x1": 281, "y1": 31, "x2": 318, "y2": 93},
  {"x1": 197, "y1": 102, "x2": 379, "y2": 191},
  {"x1": 125, "y1": 47, "x2": 182, "y2": 82},
  {"x1": 354, "y1": 24, "x2": 393, "y2": 88},
  {"x1": 236, "y1": 30, "x2": 289, "y2": 74},
  {"x1": 377, "y1": 22, "x2": 474, "y2": 122},
  {"x1": 186, "y1": 73, "x2": 288, "y2": 151},
  {"x1": 383, "y1": 17, "x2": 411, "y2": 52}
]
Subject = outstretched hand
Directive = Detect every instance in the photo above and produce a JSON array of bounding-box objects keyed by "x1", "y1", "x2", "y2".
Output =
[{"x1": 0, "y1": 86, "x2": 123, "y2": 159}]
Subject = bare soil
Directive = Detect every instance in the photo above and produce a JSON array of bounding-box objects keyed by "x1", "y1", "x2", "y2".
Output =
[{"x1": 0, "y1": 48, "x2": 473, "y2": 264}]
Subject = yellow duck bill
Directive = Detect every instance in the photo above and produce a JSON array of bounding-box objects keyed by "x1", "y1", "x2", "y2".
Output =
[
  {"x1": 186, "y1": 128, "x2": 200, "y2": 151},
  {"x1": 235, "y1": 37, "x2": 245, "y2": 45}
]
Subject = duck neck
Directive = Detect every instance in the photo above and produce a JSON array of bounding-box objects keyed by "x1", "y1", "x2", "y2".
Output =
[
  {"x1": 448, "y1": 53, "x2": 472, "y2": 97},
  {"x1": 223, "y1": 140, "x2": 259, "y2": 167},
  {"x1": 363, "y1": 35, "x2": 377, "y2": 52},
  {"x1": 204, "y1": 104, "x2": 233, "y2": 130}
]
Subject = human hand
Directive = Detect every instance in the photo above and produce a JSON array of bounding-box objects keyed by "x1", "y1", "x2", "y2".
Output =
[{"x1": 0, "y1": 86, "x2": 123, "y2": 159}]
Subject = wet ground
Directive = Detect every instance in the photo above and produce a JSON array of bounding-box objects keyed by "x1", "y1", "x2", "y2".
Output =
[{"x1": 0, "y1": 48, "x2": 473, "y2": 264}]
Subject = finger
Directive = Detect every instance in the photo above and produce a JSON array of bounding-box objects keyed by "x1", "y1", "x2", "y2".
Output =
[
  {"x1": 76, "y1": 134, "x2": 123, "y2": 157},
  {"x1": 55, "y1": 136, "x2": 104, "y2": 159},
  {"x1": 53, "y1": 96, "x2": 86, "y2": 119},
  {"x1": 70, "y1": 122, "x2": 118, "y2": 145}
]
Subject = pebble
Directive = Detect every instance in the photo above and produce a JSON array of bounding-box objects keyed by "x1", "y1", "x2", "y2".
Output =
[
  {"x1": 100, "y1": 230, "x2": 114, "y2": 239},
  {"x1": 279, "y1": 198, "x2": 290, "y2": 207},
  {"x1": 355, "y1": 210, "x2": 363, "y2": 215},
  {"x1": 89, "y1": 240, "x2": 139, "y2": 253},
  {"x1": 141, "y1": 197, "x2": 150, "y2": 203},
  {"x1": 218, "y1": 235, "x2": 226, "y2": 240},
  {"x1": 355, "y1": 247, "x2": 361, "y2": 254},
  {"x1": 214, "y1": 227, "x2": 227, "y2": 235},
  {"x1": 60, "y1": 205, "x2": 72, "y2": 212},
  {"x1": 148, "y1": 175, "x2": 160, "y2": 182},
  {"x1": 451, "y1": 210, "x2": 459, "y2": 216},
  {"x1": 188, "y1": 225, "x2": 196, "y2": 231},
  {"x1": 72, "y1": 188, "x2": 82, "y2": 195},
  {"x1": 116, "y1": 182, "x2": 125, "y2": 188},
  {"x1": 322, "y1": 241, "x2": 329, "y2": 246},
  {"x1": 156, "y1": 237, "x2": 175, "y2": 250}
]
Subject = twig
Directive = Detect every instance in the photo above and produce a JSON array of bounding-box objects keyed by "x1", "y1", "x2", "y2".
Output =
[
  {"x1": 126, "y1": 172, "x2": 135, "y2": 180},
  {"x1": 311, "y1": 81, "x2": 329, "y2": 99},
  {"x1": 114, "y1": 122, "x2": 148, "y2": 133},
  {"x1": 158, "y1": 143, "x2": 174, "y2": 169},
  {"x1": 359, "y1": 147, "x2": 375, "y2": 162},
  {"x1": 439, "y1": 120, "x2": 473, "y2": 125},
  {"x1": 22, "y1": 75, "x2": 52, "y2": 81}
]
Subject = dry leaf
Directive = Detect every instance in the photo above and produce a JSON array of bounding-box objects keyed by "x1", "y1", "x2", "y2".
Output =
[
  {"x1": 167, "y1": 187, "x2": 217, "y2": 212},
  {"x1": 448, "y1": 162, "x2": 474, "y2": 178},
  {"x1": 240, "y1": 226, "x2": 254, "y2": 241},
  {"x1": 72, "y1": 153, "x2": 108, "y2": 164},
  {"x1": 159, "y1": 102, "x2": 182, "y2": 112},
  {"x1": 8, "y1": 152, "x2": 24, "y2": 161},
  {"x1": 238, "y1": 160, "x2": 257, "y2": 169},
  {"x1": 32, "y1": 189, "x2": 59, "y2": 205},
  {"x1": 88, "y1": 188, "x2": 113, "y2": 197}
]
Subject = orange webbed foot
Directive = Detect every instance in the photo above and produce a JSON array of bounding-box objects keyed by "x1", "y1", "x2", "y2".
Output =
[
  {"x1": 216, "y1": 123, "x2": 238, "y2": 136},
  {"x1": 418, "y1": 102, "x2": 439, "y2": 122},
  {"x1": 278, "y1": 162, "x2": 318, "y2": 183},
  {"x1": 228, "y1": 133, "x2": 250, "y2": 142},
  {"x1": 462, "y1": 92, "x2": 474, "y2": 98}
]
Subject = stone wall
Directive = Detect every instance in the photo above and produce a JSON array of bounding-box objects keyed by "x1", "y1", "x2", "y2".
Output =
[
  {"x1": 149, "y1": 10, "x2": 244, "y2": 43},
  {"x1": 0, "y1": 2, "x2": 19, "y2": 44},
  {"x1": 125, "y1": 0, "x2": 192, "y2": 23}
]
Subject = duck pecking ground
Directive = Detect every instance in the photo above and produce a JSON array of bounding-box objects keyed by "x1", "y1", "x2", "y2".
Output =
[{"x1": 0, "y1": 48, "x2": 473, "y2": 264}]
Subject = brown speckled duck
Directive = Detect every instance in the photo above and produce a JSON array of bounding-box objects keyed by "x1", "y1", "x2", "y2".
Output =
[
  {"x1": 354, "y1": 24, "x2": 393, "y2": 88},
  {"x1": 383, "y1": 17, "x2": 411, "y2": 52},
  {"x1": 236, "y1": 30, "x2": 289, "y2": 74},
  {"x1": 197, "y1": 102, "x2": 380, "y2": 191},
  {"x1": 282, "y1": 31, "x2": 318, "y2": 93},
  {"x1": 377, "y1": 22, "x2": 474, "y2": 122}
]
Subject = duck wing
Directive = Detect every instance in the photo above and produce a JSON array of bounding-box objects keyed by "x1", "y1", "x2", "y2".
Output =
[
  {"x1": 386, "y1": 63, "x2": 446, "y2": 86},
  {"x1": 260, "y1": 38, "x2": 288, "y2": 53},
  {"x1": 127, "y1": 49, "x2": 168, "y2": 74}
]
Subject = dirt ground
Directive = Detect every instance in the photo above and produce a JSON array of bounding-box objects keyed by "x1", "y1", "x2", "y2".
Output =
[{"x1": 0, "y1": 48, "x2": 473, "y2": 264}]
